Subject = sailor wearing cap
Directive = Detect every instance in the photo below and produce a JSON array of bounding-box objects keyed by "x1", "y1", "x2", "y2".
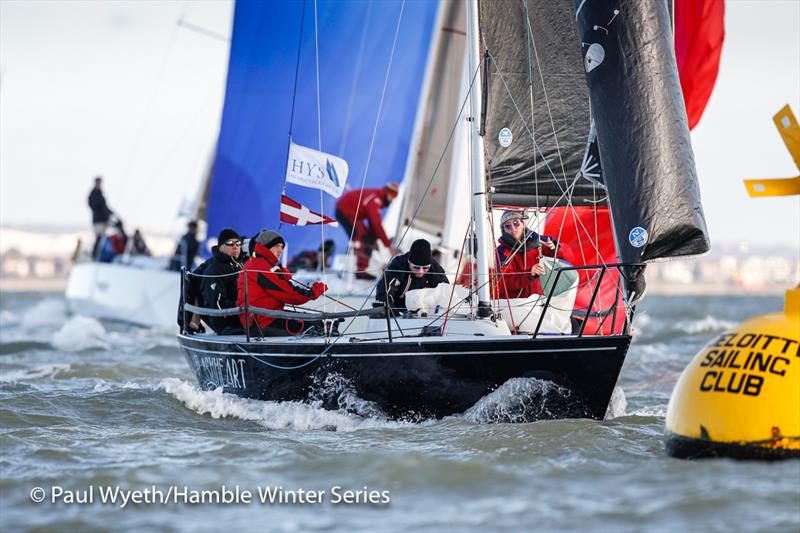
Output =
[{"x1": 496, "y1": 210, "x2": 574, "y2": 299}]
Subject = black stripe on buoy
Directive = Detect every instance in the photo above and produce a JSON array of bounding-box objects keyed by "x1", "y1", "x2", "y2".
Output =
[{"x1": 664, "y1": 432, "x2": 800, "y2": 461}]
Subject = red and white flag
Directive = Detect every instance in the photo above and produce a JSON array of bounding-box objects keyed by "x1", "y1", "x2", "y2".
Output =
[{"x1": 280, "y1": 195, "x2": 338, "y2": 227}]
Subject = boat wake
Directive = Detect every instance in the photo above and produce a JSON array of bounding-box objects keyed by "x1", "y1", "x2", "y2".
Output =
[
  {"x1": 160, "y1": 378, "x2": 417, "y2": 432},
  {"x1": 463, "y1": 378, "x2": 593, "y2": 423}
]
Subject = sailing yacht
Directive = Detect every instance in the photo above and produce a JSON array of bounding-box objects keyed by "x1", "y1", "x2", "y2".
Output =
[{"x1": 177, "y1": 0, "x2": 710, "y2": 421}]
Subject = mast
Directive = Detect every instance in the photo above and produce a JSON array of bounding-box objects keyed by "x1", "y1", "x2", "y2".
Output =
[{"x1": 467, "y1": 0, "x2": 492, "y2": 316}]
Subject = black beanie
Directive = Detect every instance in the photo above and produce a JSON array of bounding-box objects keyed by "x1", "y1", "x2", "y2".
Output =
[
  {"x1": 217, "y1": 228, "x2": 241, "y2": 244},
  {"x1": 408, "y1": 239, "x2": 432, "y2": 266}
]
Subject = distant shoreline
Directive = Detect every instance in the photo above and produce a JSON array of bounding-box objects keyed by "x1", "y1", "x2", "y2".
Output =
[{"x1": 1, "y1": 277, "x2": 68, "y2": 293}]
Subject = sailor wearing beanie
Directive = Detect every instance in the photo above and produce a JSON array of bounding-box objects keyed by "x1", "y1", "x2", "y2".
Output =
[
  {"x1": 237, "y1": 229, "x2": 328, "y2": 336},
  {"x1": 375, "y1": 239, "x2": 449, "y2": 314}
]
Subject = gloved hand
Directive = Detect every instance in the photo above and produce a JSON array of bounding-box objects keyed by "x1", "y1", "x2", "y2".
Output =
[{"x1": 311, "y1": 282, "x2": 328, "y2": 299}]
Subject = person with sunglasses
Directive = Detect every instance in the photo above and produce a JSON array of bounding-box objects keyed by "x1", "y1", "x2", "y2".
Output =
[
  {"x1": 199, "y1": 228, "x2": 249, "y2": 334},
  {"x1": 375, "y1": 239, "x2": 449, "y2": 315},
  {"x1": 495, "y1": 210, "x2": 574, "y2": 299}
]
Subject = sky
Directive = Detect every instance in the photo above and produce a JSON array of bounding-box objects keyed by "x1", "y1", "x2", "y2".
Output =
[{"x1": 0, "y1": 0, "x2": 798, "y2": 250}]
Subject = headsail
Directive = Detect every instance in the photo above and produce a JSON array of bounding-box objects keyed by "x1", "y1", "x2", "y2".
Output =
[
  {"x1": 206, "y1": 0, "x2": 437, "y2": 252},
  {"x1": 576, "y1": 0, "x2": 710, "y2": 264},
  {"x1": 481, "y1": 0, "x2": 603, "y2": 208}
]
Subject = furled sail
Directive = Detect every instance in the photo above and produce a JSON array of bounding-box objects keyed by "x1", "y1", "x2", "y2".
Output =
[
  {"x1": 576, "y1": 0, "x2": 710, "y2": 264},
  {"x1": 481, "y1": 0, "x2": 604, "y2": 208},
  {"x1": 206, "y1": 0, "x2": 438, "y2": 253}
]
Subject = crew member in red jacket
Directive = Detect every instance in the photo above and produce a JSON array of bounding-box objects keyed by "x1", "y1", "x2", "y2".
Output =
[
  {"x1": 495, "y1": 210, "x2": 575, "y2": 299},
  {"x1": 237, "y1": 229, "x2": 328, "y2": 336},
  {"x1": 334, "y1": 182, "x2": 399, "y2": 279}
]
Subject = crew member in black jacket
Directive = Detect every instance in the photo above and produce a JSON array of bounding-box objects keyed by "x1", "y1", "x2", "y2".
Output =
[
  {"x1": 87, "y1": 176, "x2": 113, "y2": 259},
  {"x1": 201, "y1": 228, "x2": 247, "y2": 334},
  {"x1": 375, "y1": 239, "x2": 448, "y2": 314},
  {"x1": 169, "y1": 221, "x2": 200, "y2": 271}
]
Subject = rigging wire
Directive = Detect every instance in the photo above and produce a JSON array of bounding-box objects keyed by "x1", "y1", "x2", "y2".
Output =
[
  {"x1": 312, "y1": 0, "x2": 328, "y2": 317},
  {"x1": 340, "y1": 0, "x2": 407, "y2": 284},
  {"x1": 337, "y1": 2, "x2": 373, "y2": 157},
  {"x1": 280, "y1": 0, "x2": 308, "y2": 205},
  {"x1": 118, "y1": 1, "x2": 186, "y2": 220}
]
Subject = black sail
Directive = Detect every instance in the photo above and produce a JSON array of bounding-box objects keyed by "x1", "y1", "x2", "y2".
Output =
[
  {"x1": 481, "y1": 0, "x2": 604, "y2": 208},
  {"x1": 576, "y1": 0, "x2": 710, "y2": 263}
]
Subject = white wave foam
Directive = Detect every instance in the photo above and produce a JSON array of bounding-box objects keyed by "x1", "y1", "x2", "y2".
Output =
[
  {"x1": 604, "y1": 386, "x2": 627, "y2": 419},
  {"x1": 628, "y1": 406, "x2": 667, "y2": 417},
  {"x1": 92, "y1": 380, "x2": 146, "y2": 392},
  {"x1": 51, "y1": 316, "x2": 110, "y2": 352},
  {"x1": 160, "y1": 379, "x2": 411, "y2": 431},
  {"x1": 0, "y1": 363, "x2": 71, "y2": 383},
  {"x1": 463, "y1": 377, "x2": 590, "y2": 423},
  {"x1": 677, "y1": 315, "x2": 737, "y2": 335},
  {"x1": 20, "y1": 298, "x2": 68, "y2": 328},
  {"x1": 0, "y1": 309, "x2": 19, "y2": 327},
  {"x1": 309, "y1": 373, "x2": 385, "y2": 418}
]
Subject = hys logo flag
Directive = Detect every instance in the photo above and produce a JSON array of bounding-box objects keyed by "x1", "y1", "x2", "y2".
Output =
[{"x1": 285, "y1": 142, "x2": 349, "y2": 198}]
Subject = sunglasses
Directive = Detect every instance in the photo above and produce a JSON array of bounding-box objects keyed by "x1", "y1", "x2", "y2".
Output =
[
  {"x1": 223, "y1": 240, "x2": 242, "y2": 247},
  {"x1": 502, "y1": 220, "x2": 523, "y2": 230},
  {"x1": 409, "y1": 262, "x2": 430, "y2": 271}
]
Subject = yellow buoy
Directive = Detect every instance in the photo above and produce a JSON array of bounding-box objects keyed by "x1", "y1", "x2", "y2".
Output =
[
  {"x1": 665, "y1": 104, "x2": 800, "y2": 459},
  {"x1": 665, "y1": 285, "x2": 800, "y2": 459}
]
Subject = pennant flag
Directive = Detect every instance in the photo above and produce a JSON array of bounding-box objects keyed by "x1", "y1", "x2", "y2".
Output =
[
  {"x1": 280, "y1": 195, "x2": 339, "y2": 226},
  {"x1": 285, "y1": 142, "x2": 349, "y2": 198}
]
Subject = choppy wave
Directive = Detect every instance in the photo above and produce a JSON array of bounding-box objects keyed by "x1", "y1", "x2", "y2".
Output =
[
  {"x1": 309, "y1": 372, "x2": 386, "y2": 418},
  {"x1": 159, "y1": 378, "x2": 413, "y2": 432},
  {"x1": 604, "y1": 386, "x2": 627, "y2": 419},
  {"x1": 676, "y1": 315, "x2": 737, "y2": 334},
  {"x1": 51, "y1": 316, "x2": 110, "y2": 352},
  {"x1": 463, "y1": 377, "x2": 592, "y2": 423},
  {"x1": 0, "y1": 363, "x2": 71, "y2": 383},
  {"x1": 19, "y1": 298, "x2": 68, "y2": 328}
]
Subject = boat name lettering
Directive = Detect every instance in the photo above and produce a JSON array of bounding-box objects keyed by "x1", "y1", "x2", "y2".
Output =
[{"x1": 197, "y1": 356, "x2": 247, "y2": 389}]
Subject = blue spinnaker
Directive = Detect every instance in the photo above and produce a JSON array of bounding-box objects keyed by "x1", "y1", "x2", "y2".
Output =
[{"x1": 206, "y1": 0, "x2": 438, "y2": 256}]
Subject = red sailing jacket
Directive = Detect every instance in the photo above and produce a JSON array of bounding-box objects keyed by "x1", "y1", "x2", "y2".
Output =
[
  {"x1": 236, "y1": 242, "x2": 315, "y2": 329},
  {"x1": 495, "y1": 234, "x2": 574, "y2": 299},
  {"x1": 335, "y1": 188, "x2": 391, "y2": 247}
]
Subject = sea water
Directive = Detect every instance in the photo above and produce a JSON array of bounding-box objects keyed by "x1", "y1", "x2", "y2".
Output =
[{"x1": 0, "y1": 291, "x2": 798, "y2": 531}]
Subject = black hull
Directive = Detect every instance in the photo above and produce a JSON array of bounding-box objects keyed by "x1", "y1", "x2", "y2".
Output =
[{"x1": 177, "y1": 334, "x2": 631, "y2": 421}]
